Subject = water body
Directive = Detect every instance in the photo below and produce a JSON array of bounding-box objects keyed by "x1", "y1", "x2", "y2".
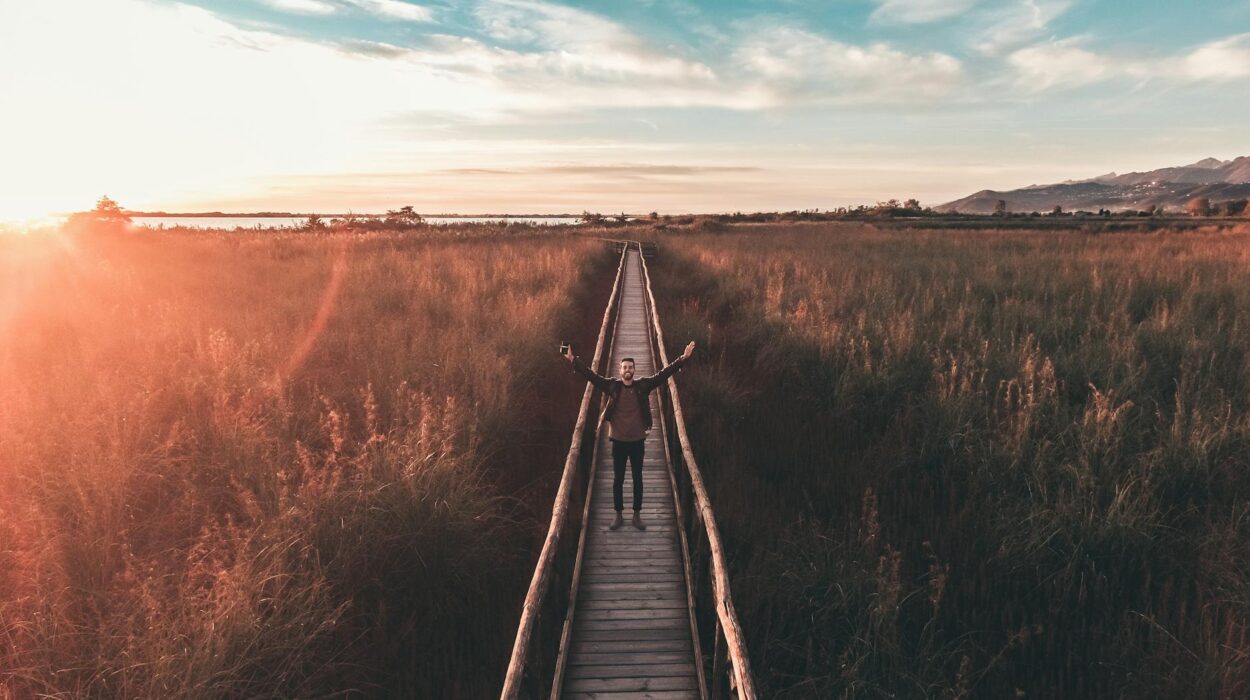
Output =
[{"x1": 131, "y1": 216, "x2": 582, "y2": 229}]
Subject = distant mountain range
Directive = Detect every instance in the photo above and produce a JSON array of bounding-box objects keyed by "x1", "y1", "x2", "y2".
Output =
[{"x1": 937, "y1": 156, "x2": 1250, "y2": 214}]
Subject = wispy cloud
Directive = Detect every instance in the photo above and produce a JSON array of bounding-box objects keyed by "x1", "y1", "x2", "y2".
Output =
[
  {"x1": 735, "y1": 24, "x2": 963, "y2": 104},
  {"x1": 472, "y1": 0, "x2": 715, "y2": 82},
  {"x1": 262, "y1": 0, "x2": 337, "y2": 15},
  {"x1": 1008, "y1": 37, "x2": 1108, "y2": 91},
  {"x1": 342, "y1": 0, "x2": 432, "y2": 22},
  {"x1": 316, "y1": 1, "x2": 764, "y2": 112},
  {"x1": 1183, "y1": 33, "x2": 1250, "y2": 80},
  {"x1": 1006, "y1": 32, "x2": 1250, "y2": 92},
  {"x1": 972, "y1": 0, "x2": 1073, "y2": 56},
  {"x1": 870, "y1": 0, "x2": 979, "y2": 25}
]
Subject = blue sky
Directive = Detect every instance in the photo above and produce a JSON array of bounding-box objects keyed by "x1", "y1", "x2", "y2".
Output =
[{"x1": 1, "y1": 0, "x2": 1248, "y2": 218}]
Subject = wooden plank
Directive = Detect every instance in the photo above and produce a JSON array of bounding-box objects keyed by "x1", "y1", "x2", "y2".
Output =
[
  {"x1": 566, "y1": 663, "x2": 697, "y2": 679},
  {"x1": 573, "y1": 628, "x2": 690, "y2": 642},
  {"x1": 564, "y1": 677, "x2": 699, "y2": 693},
  {"x1": 579, "y1": 580, "x2": 684, "y2": 589},
  {"x1": 574, "y1": 639, "x2": 691, "y2": 654},
  {"x1": 579, "y1": 586, "x2": 685, "y2": 596},
  {"x1": 579, "y1": 609, "x2": 687, "y2": 623},
  {"x1": 575, "y1": 619, "x2": 689, "y2": 632},
  {"x1": 580, "y1": 566, "x2": 680, "y2": 575},
  {"x1": 569, "y1": 651, "x2": 692, "y2": 666},
  {"x1": 582, "y1": 593, "x2": 684, "y2": 603},
  {"x1": 565, "y1": 691, "x2": 698, "y2": 700},
  {"x1": 584, "y1": 545, "x2": 676, "y2": 552},
  {"x1": 590, "y1": 523, "x2": 676, "y2": 530},
  {"x1": 579, "y1": 600, "x2": 688, "y2": 611},
  {"x1": 585, "y1": 538, "x2": 674, "y2": 543},
  {"x1": 588, "y1": 542, "x2": 675, "y2": 548},
  {"x1": 581, "y1": 559, "x2": 677, "y2": 568}
]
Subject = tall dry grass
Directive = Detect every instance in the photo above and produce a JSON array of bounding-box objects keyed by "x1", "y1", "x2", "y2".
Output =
[
  {"x1": 0, "y1": 227, "x2": 609, "y2": 698},
  {"x1": 650, "y1": 223, "x2": 1250, "y2": 698}
]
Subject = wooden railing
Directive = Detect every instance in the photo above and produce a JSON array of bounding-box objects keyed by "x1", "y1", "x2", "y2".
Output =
[
  {"x1": 501, "y1": 245, "x2": 628, "y2": 699},
  {"x1": 636, "y1": 241, "x2": 757, "y2": 700}
]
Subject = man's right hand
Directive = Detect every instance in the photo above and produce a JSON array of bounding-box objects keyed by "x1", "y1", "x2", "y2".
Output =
[{"x1": 564, "y1": 348, "x2": 575, "y2": 364}]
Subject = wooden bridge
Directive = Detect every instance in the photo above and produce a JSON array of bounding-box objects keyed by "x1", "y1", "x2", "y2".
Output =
[{"x1": 502, "y1": 242, "x2": 755, "y2": 699}]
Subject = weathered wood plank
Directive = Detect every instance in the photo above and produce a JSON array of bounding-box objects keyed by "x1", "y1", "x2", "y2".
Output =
[
  {"x1": 579, "y1": 580, "x2": 684, "y2": 589},
  {"x1": 575, "y1": 619, "x2": 689, "y2": 633},
  {"x1": 569, "y1": 651, "x2": 692, "y2": 667},
  {"x1": 579, "y1": 593, "x2": 684, "y2": 602},
  {"x1": 573, "y1": 639, "x2": 691, "y2": 654},
  {"x1": 581, "y1": 558, "x2": 677, "y2": 567},
  {"x1": 585, "y1": 544, "x2": 674, "y2": 551},
  {"x1": 578, "y1": 609, "x2": 687, "y2": 622},
  {"x1": 579, "y1": 599, "x2": 688, "y2": 611},
  {"x1": 565, "y1": 691, "x2": 698, "y2": 700},
  {"x1": 573, "y1": 628, "x2": 690, "y2": 642},
  {"x1": 566, "y1": 663, "x2": 697, "y2": 680},
  {"x1": 564, "y1": 676, "x2": 698, "y2": 693}
]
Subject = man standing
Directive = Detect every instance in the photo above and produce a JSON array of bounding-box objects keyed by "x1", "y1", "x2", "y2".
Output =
[{"x1": 564, "y1": 341, "x2": 695, "y2": 530}]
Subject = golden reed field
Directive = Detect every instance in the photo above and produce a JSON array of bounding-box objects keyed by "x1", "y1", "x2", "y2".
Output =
[
  {"x1": 0, "y1": 226, "x2": 612, "y2": 697},
  {"x1": 648, "y1": 222, "x2": 1250, "y2": 698},
  {"x1": 5, "y1": 220, "x2": 1250, "y2": 698}
]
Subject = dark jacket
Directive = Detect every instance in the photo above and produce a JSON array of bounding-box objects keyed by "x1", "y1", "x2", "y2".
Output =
[{"x1": 570, "y1": 354, "x2": 688, "y2": 433}]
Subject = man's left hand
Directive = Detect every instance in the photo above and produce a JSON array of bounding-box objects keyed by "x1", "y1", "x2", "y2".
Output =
[{"x1": 682, "y1": 341, "x2": 695, "y2": 360}]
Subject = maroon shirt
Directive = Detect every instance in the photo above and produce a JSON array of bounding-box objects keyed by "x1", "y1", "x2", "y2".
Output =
[{"x1": 608, "y1": 384, "x2": 647, "y2": 441}]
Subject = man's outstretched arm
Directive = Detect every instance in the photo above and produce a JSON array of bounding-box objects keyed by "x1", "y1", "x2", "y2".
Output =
[
  {"x1": 564, "y1": 348, "x2": 611, "y2": 391},
  {"x1": 647, "y1": 341, "x2": 696, "y2": 384}
]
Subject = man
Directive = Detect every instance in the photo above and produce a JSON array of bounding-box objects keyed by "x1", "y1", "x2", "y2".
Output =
[{"x1": 564, "y1": 341, "x2": 695, "y2": 530}]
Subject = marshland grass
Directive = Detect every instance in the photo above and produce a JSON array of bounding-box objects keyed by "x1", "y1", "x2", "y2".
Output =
[
  {"x1": 649, "y1": 222, "x2": 1250, "y2": 698},
  {"x1": 0, "y1": 226, "x2": 610, "y2": 698}
]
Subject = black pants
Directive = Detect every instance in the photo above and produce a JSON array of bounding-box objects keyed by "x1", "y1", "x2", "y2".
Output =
[{"x1": 611, "y1": 438, "x2": 645, "y2": 512}]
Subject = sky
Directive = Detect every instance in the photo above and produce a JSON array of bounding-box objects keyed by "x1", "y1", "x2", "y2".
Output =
[{"x1": 1, "y1": 0, "x2": 1248, "y2": 219}]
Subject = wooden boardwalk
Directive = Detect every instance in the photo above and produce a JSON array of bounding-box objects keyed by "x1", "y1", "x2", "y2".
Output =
[{"x1": 560, "y1": 248, "x2": 700, "y2": 698}]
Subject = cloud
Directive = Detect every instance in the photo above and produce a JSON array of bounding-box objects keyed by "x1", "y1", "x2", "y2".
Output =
[
  {"x1": 271, "y1": 2, "x2": 968, "y2": 110},
  {"x1": 1183, "y1": 33, "x2": 1250, "y2": 80},
  {"x1": 972, "y1": 0, "x2": 1073, "y2": 56},
  {"x1": 735, "y1": 25, "x2": 963, "y2": 104},
  {"x1": 337, "y1": 39, "x2": 409, "y2": 58},
  {"x1": 342, "y1": 0, "x2": 432, "y2": 22},
  {"x1": 1008, "y1": 38, "x2": 1109, "y2": 91},
  {"x1": 262, "y1": 0, "x2": 337, "y2": 15},
  {"x1": 1005, "y1": 33, "x2": 1250, "y2": 93},
  {"x1": 870, "y1": 0, "x2": 979, "y2": 25},
  {"x1": 471, "y1": 0, "x2": 716, "y2": 83}
]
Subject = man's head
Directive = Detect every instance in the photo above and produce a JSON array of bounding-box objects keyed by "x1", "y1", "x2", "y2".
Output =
[{"x1": 619, "y1": 357, "x2": 635, "y2": 382}]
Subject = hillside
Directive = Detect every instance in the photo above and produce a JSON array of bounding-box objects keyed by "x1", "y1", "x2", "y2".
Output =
[{"x1": 938, "y1": 156, "x2": 1250, "y2": 213}]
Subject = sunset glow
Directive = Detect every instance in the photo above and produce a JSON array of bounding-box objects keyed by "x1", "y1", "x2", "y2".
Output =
[{"x1": 2, "y1": 0, "x2": 1248, "y2": 219}]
